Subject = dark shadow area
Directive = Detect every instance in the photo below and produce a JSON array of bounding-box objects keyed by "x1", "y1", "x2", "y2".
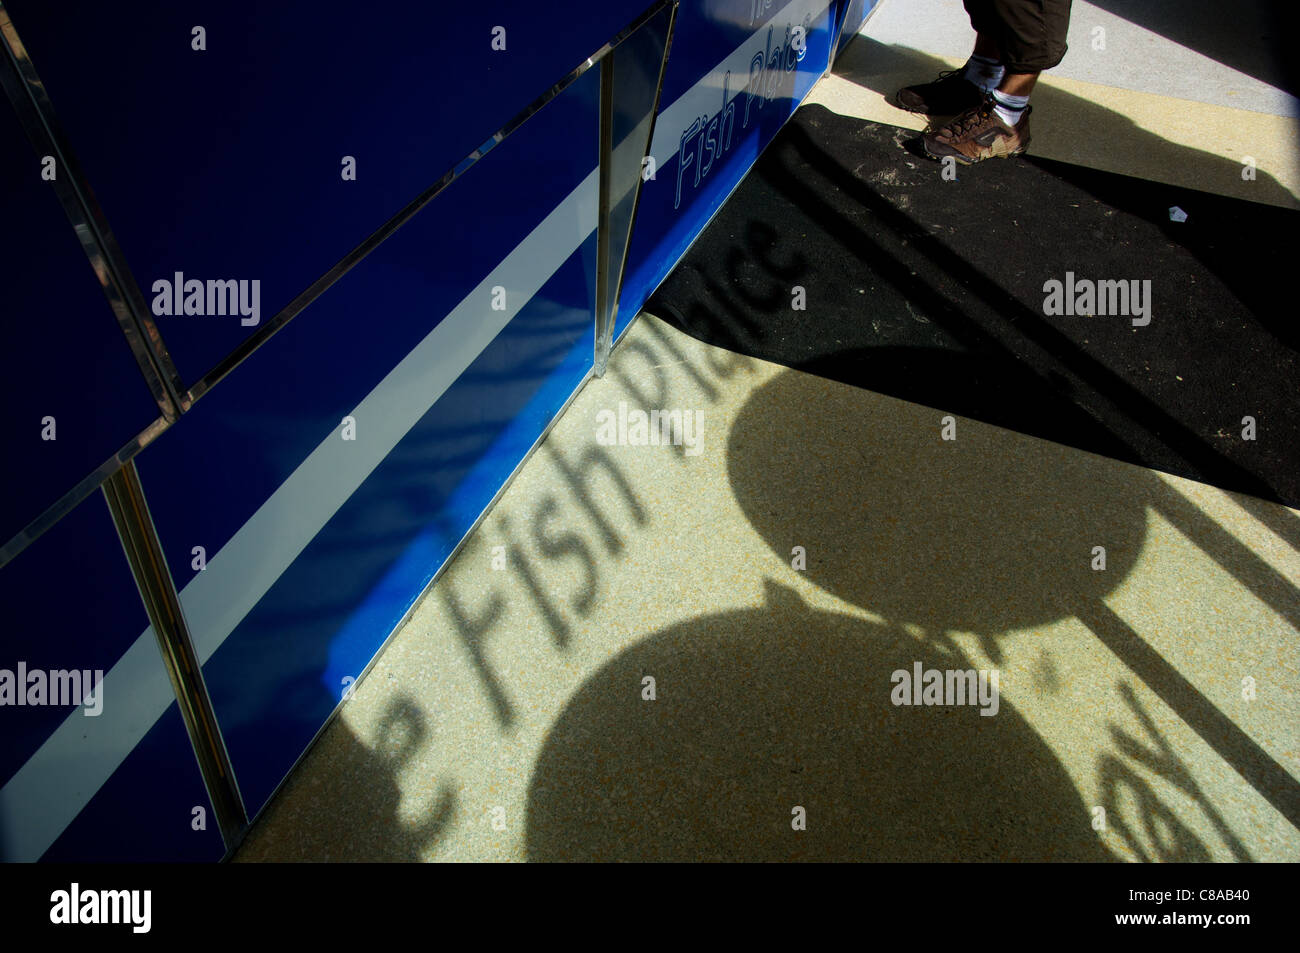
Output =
[
  {"x1": 1020, "y1": 156, "x2": 1300, "y2": 354},
  {"x1": 727, "y1": 367, "x2": 1146, "y2": 645},
  {"x1": 648, "y1": 46, "x2": 1300, "y2": 508},
  {"x1": 833, "y1": 40, "x2": 1300, "y2": 354},
  {"x1": 725, "y1": 366, "x2": 1300, "y2": 840},
  {"x1": 235, "y1": 695, "x2": 455, "y2": 861},
  {"x1": 526, "y1": 579, "x2": 1117, "y2": 861}
]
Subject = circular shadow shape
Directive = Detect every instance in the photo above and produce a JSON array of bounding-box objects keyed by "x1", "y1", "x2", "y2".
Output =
[
  {"x1": 726, "y1": 365, "x2": 1147, "y2": 633},
  {"x1": 526, "y1": 584, "x2": 1114, "y2": 862}
]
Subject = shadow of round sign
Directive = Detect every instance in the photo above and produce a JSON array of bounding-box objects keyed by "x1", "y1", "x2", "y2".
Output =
[
  {"x1": 525, "y1": 583, "x2": 1115, "y2": 862},
  {"x1": 725, "y1": 367, "x2": 1147, "y2": 635}
]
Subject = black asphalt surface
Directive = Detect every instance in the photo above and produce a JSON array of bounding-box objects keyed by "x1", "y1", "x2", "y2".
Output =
[{"x1": 647, "y1": 103, "x2": 1300, "y2": 511}]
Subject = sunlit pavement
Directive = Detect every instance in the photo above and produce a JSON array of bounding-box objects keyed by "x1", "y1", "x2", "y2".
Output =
[
  {"x1": 234, "y1": 3, "x2": 1299, "y2": 862},
  {"x1": 235, "y1": 314, "x2": 1300, "y2": 861}
]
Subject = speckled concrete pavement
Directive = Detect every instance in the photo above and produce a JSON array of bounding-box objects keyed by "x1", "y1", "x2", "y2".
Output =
[
  {"x1": 234, "y1": 314, "x2": 1300, "y2": 862},
  {"x1": 808, "y1": 0, "x2": 1300, "y2": 208}
]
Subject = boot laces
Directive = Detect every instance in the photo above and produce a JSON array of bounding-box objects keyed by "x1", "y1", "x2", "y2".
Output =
[{"x1": 947, "y1": 97, "x2": 995, "y2": 137}]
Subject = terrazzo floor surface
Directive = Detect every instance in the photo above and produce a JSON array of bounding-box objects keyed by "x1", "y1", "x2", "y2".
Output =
[
  {"x1": 233, "y1": 3, "x2": 1299, "y2": 863},
  {"x1": 234, "y1": 314, "x2": 1300, "y2": 862}
]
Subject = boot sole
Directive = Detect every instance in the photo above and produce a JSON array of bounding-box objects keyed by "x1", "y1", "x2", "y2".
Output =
[{"x1": 921, "y1": 136, "x2": 1030, "y2": 165}]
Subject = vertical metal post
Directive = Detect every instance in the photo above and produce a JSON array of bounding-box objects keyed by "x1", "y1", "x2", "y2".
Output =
[
  {"x1": 604, "y1": 2, "x2": 678, "y2": 361},
  {"x1": 594, "y1": 53, "x2": 616, "y2": 377},
  {"x1": 102, "y1": 462, "x2": 247, "y2": 849},
  {"x1": 827, "y1": 0, "x2": 848, "y2": 71},
  {"x1": 593, "y1": 3, "x2": 677, "y2": 377}
]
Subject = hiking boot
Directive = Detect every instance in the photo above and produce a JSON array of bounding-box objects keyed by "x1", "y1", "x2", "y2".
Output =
[
  {"x1": 922, "y1": 96, "x2": 1031, "y2": 164},
  {"x1": 894, "y1": 69, "x2": 985, "y2": 116}
]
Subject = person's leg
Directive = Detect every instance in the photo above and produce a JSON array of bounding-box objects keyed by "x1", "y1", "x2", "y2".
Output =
[
  {"x1": 963, "y1": 34, "x2": 1005, "y2": 94},
  {"x1": 997, "y1": 0, "x2": 1072, "y2": 75},
  {"x1": 894, "y1": 2, "x2": 1001, "y2": 115},
  {"x1": 988, "y1": 70, "x2": 1038, "y2": 127},
  {"x1": 921, "y1": 0, "x2": 1071, "y2": 164},
  {"x1": 984, "y1": 0, "x2": 1069, "y2": 122},
  {"x1": 963, "y1": 0, "x2": 1006, "y2": 92},
  {"x1": 998, "y1": 72, "x2": 1039, "y2": 97},
  {"x1": 972, "y1": 33, "x2": 1002, "y2": 60}
]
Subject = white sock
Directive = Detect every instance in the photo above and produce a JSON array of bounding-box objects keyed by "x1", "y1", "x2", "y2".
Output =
[
  {"x1": 991, "y1": 88, "x2": 1029, "y2": 126},
  {"x1": 963, "y1": 54, "x2": 1004, "y2": 92}
]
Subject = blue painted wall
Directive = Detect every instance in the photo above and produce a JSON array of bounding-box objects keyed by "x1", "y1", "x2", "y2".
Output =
[{"x1": 0, "y1": 63, "x2": 162, "y2": 546}]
